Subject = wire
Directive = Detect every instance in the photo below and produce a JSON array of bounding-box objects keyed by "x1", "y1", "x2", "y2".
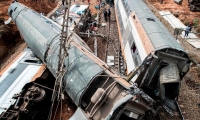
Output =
[{"x1": 52, "y1": 100, "x2": 60, "y2": 120}]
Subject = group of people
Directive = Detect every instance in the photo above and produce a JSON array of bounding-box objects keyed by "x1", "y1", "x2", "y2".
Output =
[{"x1": 103, "y1": 9, "x2": 111, "y2": 22}]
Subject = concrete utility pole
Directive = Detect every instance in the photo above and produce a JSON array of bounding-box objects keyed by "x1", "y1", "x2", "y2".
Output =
[{"x1": 94, "y1": 37, "x2": 97, "y2": 56}]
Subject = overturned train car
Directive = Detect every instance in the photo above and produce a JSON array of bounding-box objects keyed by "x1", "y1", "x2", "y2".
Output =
[
  {"x1": 115, "y1": 0, "x2": 190, "y2": 115},
  {"x1": 5, "y1": 2, "x2": 156, "y2": 120}
]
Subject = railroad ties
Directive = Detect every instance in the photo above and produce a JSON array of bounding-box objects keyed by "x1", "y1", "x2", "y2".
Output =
[{"x1": 99, "y1": 3, "x2": 125, "y2": 76}]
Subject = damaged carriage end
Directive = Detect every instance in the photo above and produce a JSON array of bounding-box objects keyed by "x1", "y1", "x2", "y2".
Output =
[
  {"x1": 7, "y1": 2, "x2": 157, "y2": 120},
  {"x1": 157, "y1": 51, "x2": 190, "y2": 115},
  {"x1": 127, "y1": 50, "x2": 190, "y2": 115}
]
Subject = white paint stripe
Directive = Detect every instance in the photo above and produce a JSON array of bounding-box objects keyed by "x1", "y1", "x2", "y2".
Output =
[
  {"x1": 118, "y1": 0, "x2": 127, "y2": 29},
  {"x1": 124, "y1": 43, "x2": 135, "y2": 73}
]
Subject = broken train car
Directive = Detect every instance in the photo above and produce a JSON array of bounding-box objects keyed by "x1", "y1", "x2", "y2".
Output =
[
  {"x1": 115, "y1": 0, "x2": 190, "y2": 115},
  {"x1": 0, "y1": 48, "x2": 61, "y2": 120},
  {"x1": 2, "y1": 2, "x2": 157, "y2": 120}
]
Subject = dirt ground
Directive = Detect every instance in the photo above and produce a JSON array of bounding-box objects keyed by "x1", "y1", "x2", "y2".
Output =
[
  {"x1": 0, "y1": 0, "x2": 57, "y2": 70},
  {"x1": 147, "y1": 0, "x2": 200, "y2": 119},
  {"x1": 149, "y1": 0, "x2": 200, "y2": 23}
]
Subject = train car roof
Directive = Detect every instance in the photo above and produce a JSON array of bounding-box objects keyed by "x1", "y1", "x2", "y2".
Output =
[
  {"x1": 126, "y1": 0, "x2": 184, "y2": 51},
  {"x1": 0, "y1": 48, "x2": 46, "y2": 115}
]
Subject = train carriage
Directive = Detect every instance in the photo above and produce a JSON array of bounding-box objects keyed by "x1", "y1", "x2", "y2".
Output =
[
  {"x1": 1, "y1": 0, "x2": 191, "y2": 119},
  {"x1": 115, "y1": 0, "x2": 190, "y2": 114},
  {"x1": 115, "y1": 0, "x2": 185, "y2": 73},
  {"x1": 4, "y1": 2, "x2": 156, "y2": 120}
]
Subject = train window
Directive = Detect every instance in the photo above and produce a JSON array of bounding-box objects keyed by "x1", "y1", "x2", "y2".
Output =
[
  {"x1": 14, "y1": 7, "x2": 17, "y2": 11},
  {"x1": 147, "y1": 18, "x2": 155, "y2": 22},
  {"x1": 24, "y1": 60, "x2": 38, "y2": 63},
  {"x1": 131, "y1": 43, "x2": 141, "y2": 67},
  {"x1": 24, "y1": 59, "x2": 42, "y2": 64},
  {"x1": 133, "y1": 15, "x2": 135, "y2": 19}
]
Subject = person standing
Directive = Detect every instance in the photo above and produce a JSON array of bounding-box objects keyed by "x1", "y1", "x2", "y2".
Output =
[
  {"x1": 107, "y1": 9, "x2": 111, "y2": 21},
  {"x1": 189, "y1": 21, "x2": 193, "y2": 31},
  {"x1": 98, "y1": 0, "x2": 101, "y2": 10},
  {"x1": 62, "y1": 0, "x2": 65, "y2": 5},
  {"x1": 103, "y1": 9, "x2": 107, "y2": 22},
  {"x1": 184, "y1": 26, "x2": 191, "y2": 37}
]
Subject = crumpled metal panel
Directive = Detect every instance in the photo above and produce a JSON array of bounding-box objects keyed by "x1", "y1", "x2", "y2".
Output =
[{"x1": 160, "y1": 64, "x2": 180, "y2": 84}]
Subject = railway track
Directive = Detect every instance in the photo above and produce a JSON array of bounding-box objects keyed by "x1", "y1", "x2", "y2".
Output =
[
  {"x1": 98, "y1": 3, "x2": 125, "y2": 76},
  {"x1": 98, "y1": 2, "x2": 186, "y2": 120}
]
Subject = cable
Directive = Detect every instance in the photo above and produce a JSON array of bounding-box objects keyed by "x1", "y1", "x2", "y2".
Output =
[{"x1": 52, "y1": 100, "x2": 60, "y2": 120}]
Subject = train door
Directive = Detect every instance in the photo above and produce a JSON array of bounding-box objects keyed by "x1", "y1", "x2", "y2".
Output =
[{"x1": 126, "y1": 27, "x2": 141, "y2": 69}]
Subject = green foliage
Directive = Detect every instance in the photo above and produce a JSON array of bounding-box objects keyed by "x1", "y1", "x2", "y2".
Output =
[
  {"x1": 193, "y1": 18, "x2": 199, "y2": 27},
  {"x1": 93, "y1": 13, "x2": 97, "y2": 18}
]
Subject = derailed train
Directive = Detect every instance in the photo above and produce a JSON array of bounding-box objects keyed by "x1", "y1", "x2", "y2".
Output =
[
  {"x1": 115, "y1": 0, "x2": 190, "y2": 115},
  {"x1": 4, "y1": 1, "x2": 155, "y2": 120},
  {"x1": 0, "y1": 0, "x2": 190, "y2": 120}
]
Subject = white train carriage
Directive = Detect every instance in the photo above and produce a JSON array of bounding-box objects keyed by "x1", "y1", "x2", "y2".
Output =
[
  {"x1": 115, "y1": 0, "x2": 190, "y2": 114},
  {"x1": 0, "y1": 48, "x2": 46, "y2": 116},
  {"x1": 115, "y1": 0, "x2": 186, "y2": 73}
]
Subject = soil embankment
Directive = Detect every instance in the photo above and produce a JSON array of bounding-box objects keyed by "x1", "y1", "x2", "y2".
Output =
[{"x1": 0, "y1": 0, "x2": 57, "y2": 70}]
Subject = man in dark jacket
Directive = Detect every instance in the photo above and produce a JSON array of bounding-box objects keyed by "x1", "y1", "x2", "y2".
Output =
[
  {"x1": 62, "y1": 0, "x2": 65, "y2": 5},
  {"x1": 103, "y1": 9, "x2": 107, "y2": 22},
  {"x1": 107, "y1": 9, "x2": 111, "y2": 21},
  {"x1": 184, "y1": 26, "x2": 191, "y2": 37}
]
